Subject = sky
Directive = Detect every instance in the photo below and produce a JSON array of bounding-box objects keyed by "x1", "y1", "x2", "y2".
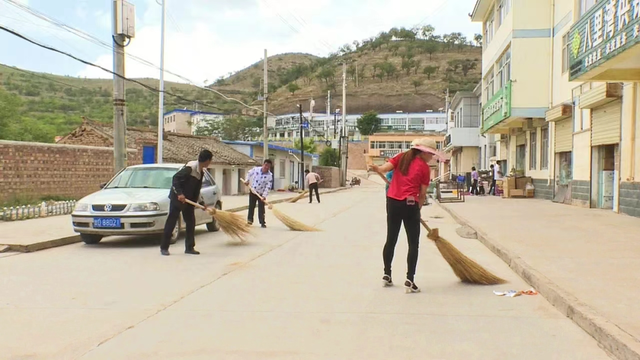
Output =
[{"x1": 0, "y1": 0, "x2": 480, "y2": 86}]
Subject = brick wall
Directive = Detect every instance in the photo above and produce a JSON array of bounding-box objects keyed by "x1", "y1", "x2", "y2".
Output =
[
  {"x1": 312, "y1": 166, "x2": 340, "y2": 188},
  {"x1": 0, "y1": 140, "x2": 139, "y2": 203}
]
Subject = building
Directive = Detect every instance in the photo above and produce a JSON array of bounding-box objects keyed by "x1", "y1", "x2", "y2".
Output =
[
  {"x1": 470, "y1": 0, "x2": 640, "y2": 217},
  {"x1": 223, "y1": 141, "x2": 319, "y2": 191},
  {"x1": 366, "y1": 132, "x2": 447, "y2": 180},
  {"x1": 471, "y1": 0, "x2": 554, "y2": 198},
  {"x1": 267, "y1": 112, "x2": 448, "y2": 141},
  {"x1": 58, "y1": 118, "x2": 258, "y2": 196},
  {"x1": 163, "y1": 109, "x2": 225, "y2": 135},
  {"x1": 445, "y1": 84, "x2": 484, "y2": 176}
]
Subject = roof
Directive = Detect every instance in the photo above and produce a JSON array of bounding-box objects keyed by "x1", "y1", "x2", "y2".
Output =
[
  {"x1": 450, "y1": 91, "x2": 478, "y2": 110},
  {"x1": 59, "y1": 118, "x2": 258, "y2": 167},
  {"x1": 222, "y1": 140, "x2": 320, "y2": 159},
  {"x1": 163, "y1": 109, "x2": 225, "y2": 117},
  {"x1": 470, "y1": 0, "x2": 493, "y2": 22}
]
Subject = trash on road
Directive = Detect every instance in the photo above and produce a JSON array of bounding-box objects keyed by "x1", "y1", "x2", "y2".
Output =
[{"x1": 493, "y1": 288, "x2": 538, "y2": 297}]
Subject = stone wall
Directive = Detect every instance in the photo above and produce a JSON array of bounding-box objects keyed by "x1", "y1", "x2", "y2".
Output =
[
  {"x1": 312, "y1": 166, "x2": 340, "y2": 188},
  {"x1": 571, "y1": 180, "x2": 591, "y2": 208},
  {"x1": 620, "y1": 182, "x2": 640, "y2": 218},
  {"x1": 0, "y1": 140, "x2": 139, "y2": 203},
  {"x1": 532, "y1": 179, "x2": 553, "y2": 200}
]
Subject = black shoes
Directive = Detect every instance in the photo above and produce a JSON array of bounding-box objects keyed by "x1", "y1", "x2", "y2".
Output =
[
  {"x1": 185, "y1": 249, "x2": 200, "y2": 255},
  {"x1": 261, "y1": 224, "x2": 267, "y2": 228},
  {"x1": 161, "y1": 249, "x2": 170, "y2": 256},
  {"x1": 382, "y1": 274, "x2": 393, "y2": 287}
]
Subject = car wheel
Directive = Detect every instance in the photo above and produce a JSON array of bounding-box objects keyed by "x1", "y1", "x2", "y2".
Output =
[
  {"x1": 206, "y1": 203, "x2": 221, "y2": 232},
  {"x1": 81, "y1": 234, "x2": 103, "y2": 245},
  {"x1": 170, "y1": 218, "x2": 181, "y2": 244}
]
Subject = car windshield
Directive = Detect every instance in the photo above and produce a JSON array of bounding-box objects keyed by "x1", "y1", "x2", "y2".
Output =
[{"x1": 105, "y1": 167, "x2": 177, "y2": 189}]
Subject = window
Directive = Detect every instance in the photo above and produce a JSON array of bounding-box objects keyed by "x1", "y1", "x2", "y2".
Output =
[
  {"x1": 579, "y1": 0, "x2": 598, "y2": 16},
  {"x1": 562, "y1": 33, "x2": 570, "y2": 73},
  {"x1": 516, "y1": 145, "x2": 526, "y2": 173},
  {"x1": 279, "y1": 159, "x2": 286, "y2": 178},
  {"x1": 202, "y1": 172, "x2": 213, "y2": 188},
  {"x1": 484, "y1": 10, "x2": 495, "y2": 45},
  {"x1": 497, "y1": 0, "x2": 511, "y2": 27},
  {"x1": 529, "y1": 130, "x2": 537, "y2": 170},
  {"x1": 483, "y1": 67, "x2": 495, "y2": 102},
  {"x1": 541, "y1": 127, "x2": 549, "y2": 169},
  {"x1": 496, "y1": 48, "x2": 511, "y2": 88}
]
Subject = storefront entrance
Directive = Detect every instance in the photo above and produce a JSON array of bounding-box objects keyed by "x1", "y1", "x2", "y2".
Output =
[
  {"x1": 553, "y1": 152, "x2": 572, "y2": 203},
  {"x1": 590, "y1": 145, "x2": 617, "y2": 209}
]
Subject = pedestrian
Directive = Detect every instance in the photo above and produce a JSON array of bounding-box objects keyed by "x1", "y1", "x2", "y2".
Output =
[
  {"x1": 489, "y1": 164, "x2": 496, "y2": 195},
  {"x1": 471, "y1": 166, "x2": 479, "y2": 195},
  {"x1": 304, "y1": 169, "x2": 322, "y2": 203},
  {"x1": 369, "y1": 137, "x2": 443, "y2": 293},
  {"x1": 245, "y1": 159, "x2": 273, "y2": 228},
  {"x1": 160, "y1": 149, "x2": 213, "y2": 256}
]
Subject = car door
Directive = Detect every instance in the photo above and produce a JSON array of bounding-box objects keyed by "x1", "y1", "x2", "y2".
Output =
[{"x1": 197, "y1": 170, "x2": 218, "y2": 224}]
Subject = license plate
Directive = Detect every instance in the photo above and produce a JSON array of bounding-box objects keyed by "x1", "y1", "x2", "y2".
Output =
[{"x1": 93, "y1": 218, "x2": 121, "y2": 228}]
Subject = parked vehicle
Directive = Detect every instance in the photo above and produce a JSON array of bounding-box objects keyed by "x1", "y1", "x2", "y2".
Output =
[{"x1": 71, "y1": 164, "x2": 222, "y2": 245}]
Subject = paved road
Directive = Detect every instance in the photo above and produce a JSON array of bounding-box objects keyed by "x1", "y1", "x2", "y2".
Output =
[{"x1": 0, "y1": 185, "x2": 612, "y2": 359}]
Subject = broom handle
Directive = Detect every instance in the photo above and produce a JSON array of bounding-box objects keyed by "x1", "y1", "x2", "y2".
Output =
[
  {"x1": 373, "y1": 169, "x2": 436, "y2": 236},
  {"x1": 239, "y1": 178, "x2": 269, "y2": 205},
  {"x1": 183, "y1": 198, "x2": 207, "y2": 211}
]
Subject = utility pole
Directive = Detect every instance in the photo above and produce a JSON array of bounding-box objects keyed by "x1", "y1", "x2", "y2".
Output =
[
  {"x1": 299, "y1": 104, "x2": 305, "y2": 191},
  {"x1": 326, "y1": 90, "x2": 330, "y2": 139},
  {"x1": 341, "y1": 62, "x2": 347, "y2": 187},
  {"x1": 156, "y1": 0, "x2": 166, "y2": 163},
  {"x1": 112, "y1": 0, "x2": 132, "y2": 173},
  {"x1": 263, "y1": 49, "x2": 268, "y2": 162}
]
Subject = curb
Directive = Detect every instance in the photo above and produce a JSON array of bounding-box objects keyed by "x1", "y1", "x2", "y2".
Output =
[
  {"x1": 436, "y1": 200, "x2": 640, "y2": 360},
  {"x1": 1, "y1": 187, "x2": 351, "y2": 254}
]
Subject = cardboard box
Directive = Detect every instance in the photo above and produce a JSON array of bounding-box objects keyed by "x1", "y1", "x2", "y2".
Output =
[
  {"x1": 516, "y1": 176, "x2": 532, "y2": 190},
  {"x1": 526, "y1": 189, "x2": 535, "y2": 198},
  {"x1": 511, "y1": 189, "x2": 525, "y2": 197}
]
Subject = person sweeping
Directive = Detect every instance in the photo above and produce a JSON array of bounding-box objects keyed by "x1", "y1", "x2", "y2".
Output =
[
  {"x1": 245, "y1": 159, "x2": 273, "y2": 228},
  {"x1": 369, "y1": 138, "x2": 445, "y2": 293}
]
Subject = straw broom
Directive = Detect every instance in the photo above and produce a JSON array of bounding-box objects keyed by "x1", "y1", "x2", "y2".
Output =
[
  {"x1": 373, "y1": 170, "x2": 506, "y2": 285},
  {"x1": 183, "y1": 199, "x2": 253, "y2": 242},
  {"x1": 289, "y1": 180, "x2": 323, "y2": 203},
  {"x1": 240, "y1": 178, "x2": 320, "y2": 232}
]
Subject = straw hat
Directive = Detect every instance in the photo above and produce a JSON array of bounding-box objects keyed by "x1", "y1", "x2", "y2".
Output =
[{"x1": 410, "y1": 137, "x2": 447, "y2": 160}]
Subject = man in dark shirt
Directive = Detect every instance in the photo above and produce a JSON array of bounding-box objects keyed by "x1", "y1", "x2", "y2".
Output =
[{"x1": 160, "y1": 150, "x2": 213, "y2": 256}]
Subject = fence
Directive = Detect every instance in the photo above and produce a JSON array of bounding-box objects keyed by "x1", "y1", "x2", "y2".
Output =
[{"x1": 1, "y1": 200, "x2": 77, "y2": 221}]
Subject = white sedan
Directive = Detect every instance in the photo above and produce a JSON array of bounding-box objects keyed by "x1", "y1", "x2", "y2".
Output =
[{"x1": 71, "y1": 163, "x2": 222, "y2": 245}]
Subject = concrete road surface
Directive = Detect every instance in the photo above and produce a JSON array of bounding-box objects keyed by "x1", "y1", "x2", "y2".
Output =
[{"x1": 0, "y1": 185, "x2": 612, "y2": 360}]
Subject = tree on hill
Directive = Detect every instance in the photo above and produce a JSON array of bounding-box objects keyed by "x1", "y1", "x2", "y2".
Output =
[
  {"x1": 460, "y1": 59, "x2": 478, "y2": 76},
  {"x1": 420, "y1": 25, "x2": 435, "y2": 39},
  {"x1": 287, "y1": 82, "x2": 301, "y2": 95},
  {"x1": 423, "y1": 41, "x2": 439, "y2": 60},
  {"x1": 412, "y1": 79, "x2": 423, "y2": 93},
  {"x1": 316, "y1": 66, "x2": 335, "y2": 86},
  {"x1": 474, "y1": 34, "x2": 483, "y2": 47},
  {"x1": 423, "y1": 65, "x2": 438, "y2": 79},
  {"x1": 357, "y1": 111, "x2": 381, "y2": 135}
]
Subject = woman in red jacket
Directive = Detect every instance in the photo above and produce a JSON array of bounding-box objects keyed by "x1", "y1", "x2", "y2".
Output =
[{"x1": 370, "y1": 138, "x2": 443, "y2": 293}]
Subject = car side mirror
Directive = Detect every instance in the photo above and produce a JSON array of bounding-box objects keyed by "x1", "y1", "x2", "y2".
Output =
[{"x1": 99, "y1": 182, "x2": 107, "y2": 189}]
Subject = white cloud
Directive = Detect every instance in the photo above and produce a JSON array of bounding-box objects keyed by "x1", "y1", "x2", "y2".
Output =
[{"x1": 77, "y1": 0, "x2": 481, "y2": 85}]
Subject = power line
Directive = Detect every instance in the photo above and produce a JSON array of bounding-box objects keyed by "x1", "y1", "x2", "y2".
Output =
[{"x1": 1, "y1": 0, "x2": 275, "y2": 116}]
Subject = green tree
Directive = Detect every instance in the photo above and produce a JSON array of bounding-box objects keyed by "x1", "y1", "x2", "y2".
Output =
[
  {"x1": 474, "y1": 33, "x2": 483, "y2": 47},
  {"x1": 319, "y1": 147, "x2": 339, "y2": 167},
  {"x1": 460, "y1": 59, "x2": 478, "y2": 76},
  {"x1": 293, "y1": 138, "x2": 317, "y2": 154},
  {"x1": 423, "y1": 65, "x2": 438, "y2": 79},
  {"x1": 287, "y1": 82, "x2": 301, "y2": 95},
  {"x1": 0, "y1": 88, "x2": 22, "y2": 138},
  {"x1": 423, "y1": 41, "x2": 439, "y2": 60},
  {"x1": 357, "y1": 111, "x2": 381, "y2": 135},
  {"x1": 316, "y1": 66, "x2": 335, "y2": 85},
  {"x1": 412, "y1": 79, "x2": 423, "y2": 93},
  {"x1": 194, "y1": 116, "x2": 261, "y2": 141},
  {"x1": 420, "y1": 25, "x2": 435, "y2": 39}
]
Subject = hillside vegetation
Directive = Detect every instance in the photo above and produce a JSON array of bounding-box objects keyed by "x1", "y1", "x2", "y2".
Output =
[
  {"x1": 213, "y1": 26, "x2": 482, "y2": 115},
  {"x1": 0, "y1": 25, "x2": 481, "y2": 143}
]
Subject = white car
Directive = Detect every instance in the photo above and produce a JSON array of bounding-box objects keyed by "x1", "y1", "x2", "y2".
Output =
[{"x1": 71, "y1": 163, "x2": 222, "y2": 245}]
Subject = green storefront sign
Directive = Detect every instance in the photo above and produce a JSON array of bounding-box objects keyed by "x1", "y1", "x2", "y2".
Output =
[
  {"x1": 569, "y1": 0, "x2": 640, "y2": 81},
  {"x1": 482, "y1": 81, "x2": 511, "y2": 133}
]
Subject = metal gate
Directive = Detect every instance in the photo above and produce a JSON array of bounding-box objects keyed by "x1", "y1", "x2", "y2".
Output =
[
  {"x1": 591, "y1": 100, "x2": 621, "y2": 146},
  {"x1": 555, "y1": 118, "x2": 572, "y2": 153}
]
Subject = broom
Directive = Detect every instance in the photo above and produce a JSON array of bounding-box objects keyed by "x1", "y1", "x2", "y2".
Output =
[
  {"x1": 240, "y1": 178, "x2": 320, "y2": 232},
  {"x1": 289, "y1": 180, "x2": 323, "y2": 203},
  {"x1": 373, "y1": 170, "x2": 506, "y2": 285},
  {"x1": 183, "y1": 199, "x2": 253, "y2": 242}
]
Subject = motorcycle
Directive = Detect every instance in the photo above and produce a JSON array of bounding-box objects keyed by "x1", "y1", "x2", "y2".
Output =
[{"x1": 350, "y1": 177, "x2": 361, "y2": 187}]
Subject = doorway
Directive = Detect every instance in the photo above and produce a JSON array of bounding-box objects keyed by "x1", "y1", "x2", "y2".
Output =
[
  {"x1": 590, "y1": 145, "x2": 617, "y2": 209},
  {"x1": 222, "y1": 169, "x2": 232, "y2": 196},
  {"x1": 237, "y1": 169, "x2": 246, "y2": 194},
  {"x1": 142, "y1": 146, "x2": 156, "y2": 164}
]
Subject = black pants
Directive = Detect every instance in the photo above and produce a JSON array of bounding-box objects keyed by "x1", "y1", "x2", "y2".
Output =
[
  {"x1": 308, "y1": 183, "x2": 320, "y2": 203},
  {"x1": 161, "y1": 201, "x2": 196, "y2": 251},
  {"x1": 384, "y1": 198, "x2": 421, "y2": 281},
  {"x1": 247, "y1": 193, "x2": 265, "y2": 225},
  {"x1": 489, "y1": 179, "x2": 496, "y2": 195},
  {"x1": 471, "y1": 179, "x2": 478, "y2": 195}
]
